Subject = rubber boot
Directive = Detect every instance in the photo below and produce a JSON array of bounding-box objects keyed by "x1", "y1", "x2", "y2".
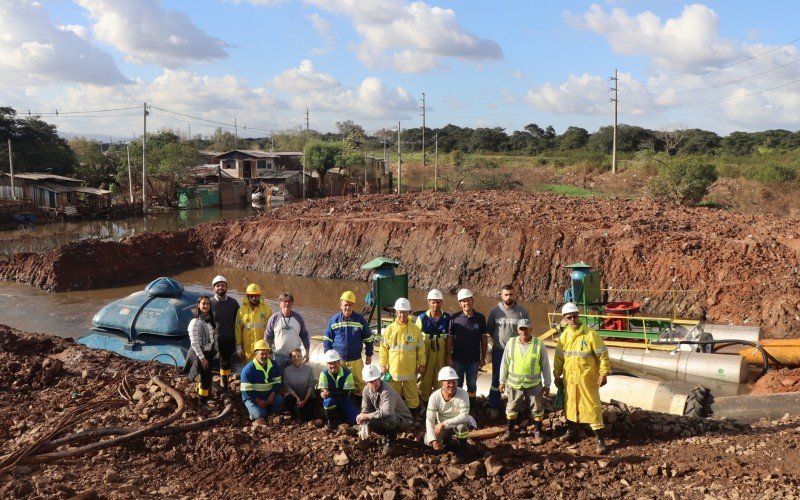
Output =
[
  {"x1": 323, "y1": 410, "x2": 337, "y2": 431},
  {"x1": 453, "y1": 438, "x2": 468, "y2": 464},
  {"x1": 220, "y1": 374, "x2": 229, "y2": 391},
  {"x1": 594, "y1": 428, "x2": 608, "y2": 455},
  {"x1": 558, "y1": 421, "x2": 579, "y2": 443},
  {"x1": 502, "y1": 418, "x2": 515, "y2": 441},
  {"x1": 469, "y1": 397, "x2": 476, "y2": 417},
  {"x1": 383, "y1": 431, "x2": 398, "y2": 457},
  {"x1": 532, "y1": 420, "x2": 544, "y2": 445},
  {"x1": 198, "y1": 396, "x2": 211, "y2": 411}
]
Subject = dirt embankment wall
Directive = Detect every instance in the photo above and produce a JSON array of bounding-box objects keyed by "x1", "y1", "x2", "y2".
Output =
[{"x1": 1, "y1": 192, "x2": 798, "y2": 338}]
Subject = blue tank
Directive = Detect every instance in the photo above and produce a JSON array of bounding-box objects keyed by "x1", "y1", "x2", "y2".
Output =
[{"x1": 78, "y1": 277, "x2": 202, "y2": 366}]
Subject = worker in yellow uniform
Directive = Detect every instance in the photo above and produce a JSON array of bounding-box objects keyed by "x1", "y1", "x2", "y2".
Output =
[
  {"x1": 235, "y1": 283, "x2": 272, "y2": 361},
  {"x1": 553, "y1": 302, "x2": 611, "y2": 454},
  {"x1": 416, "y1": 289, "x2": 451, "y2": 409},
  {"x1": 380, "y1": 297, "x2": 426, "y2": 419}
]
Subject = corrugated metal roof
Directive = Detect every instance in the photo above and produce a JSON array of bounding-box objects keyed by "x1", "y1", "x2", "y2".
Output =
[
  {"x1": 74, "y1": 186, "x2": 112, "y2": 196},
  {"x1": 35, "y1": 181, "x2": 76, "y2": 194},
  {"x1": 257, "y1": 171, "x2": 305, "y2": 180},
  {"x1": 5, "y1": 172, "x2": 82, "y2": 183},
  {"x1": 213, "y1": 149, "x2": 277, "y2": 159}
]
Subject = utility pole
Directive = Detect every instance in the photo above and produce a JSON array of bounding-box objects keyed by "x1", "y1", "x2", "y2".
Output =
[
  {"x1": 434, "y1": 133, "x2": 438, "y2": 192},
  {"x1": 234, "y1": 117, "x2": 238, "y2": 143},
  {"x1": 303, "y1": 109, "x2": 309, "y2": 200},
  {"x1": 8, "y1": 139, "x2": 15, "y2": 200},
  {"x1": 610, "y1": 68, "x2": 618, "y2": 174},
  {"x1": 397, "y1": 122, "x2": 402, "y2": 194},
  {"x1": 126, "y1": 142, "x2": 133, "y2": 203},
  {"x1": 420, "y1": 92, "x2": 426, "y2": 186},
  {"x1": 383, "y1": 136, "x2": 387, "y2": 174},
  {"x1": 142, "y1": 102, "x2": 147, "y2": 212}
]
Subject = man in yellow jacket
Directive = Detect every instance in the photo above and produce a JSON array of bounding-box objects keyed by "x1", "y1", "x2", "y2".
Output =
[
  {"x1": 553, "y1": 302, "x2": 611, "y2": 454},
  {"x1": 380, "y1": 297, "x2": 426, "y2": 418},
  {"x1": 235, "y1": 283, "x2": 272, "y2": 361}
]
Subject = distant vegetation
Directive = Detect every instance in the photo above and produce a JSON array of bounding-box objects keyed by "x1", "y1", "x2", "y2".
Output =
[{"x1": 2, "y1": 106, "x2": 800, "y2": 207}]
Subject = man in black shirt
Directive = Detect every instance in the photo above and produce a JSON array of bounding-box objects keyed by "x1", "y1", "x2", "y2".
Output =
[{"x1": 446, "y1": 288, "x2": 487, "y2": 412}]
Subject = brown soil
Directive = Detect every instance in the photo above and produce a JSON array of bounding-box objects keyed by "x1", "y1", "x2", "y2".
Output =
[
  {"x1": 1, "y1": 190, "x2": 799, "y2": 338},
  {"x1": 751, "y1": 368, "x2": 800, "y2": 395},
  {"x1": 2, "y1": 324, "x2": 799, "y2": 499}
]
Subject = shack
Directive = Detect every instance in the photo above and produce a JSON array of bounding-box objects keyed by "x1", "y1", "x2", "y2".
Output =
[{"x1": 0, "y1": 172, "x2": 112, "y2": 217}]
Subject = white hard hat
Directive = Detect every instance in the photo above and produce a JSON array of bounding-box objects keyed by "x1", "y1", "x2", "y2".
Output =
[
  {"x1": 561, "y1": 302, "x2": 580, "y2": 315},
  {"x1": 362, "y1": 364, "x2": 381, "y2": 382},
  {"x1": 456, "y1": 289, "x2": 473, "y2": 301},
  {"x1": 323, "y1": 350, "x2": 341, "y2": 363},
  {"x1": 437, "y1": 366, "x2": 458, "y2": 381},
  {"x1": 427, "y1": 289, "x2": 444, "y2": 301},
  {"x1": 394, "y1": 297, "x2": 411, "y2": 312},
  {"x1": 212, "y1": 275, "x2": 227, "y2": 286}
]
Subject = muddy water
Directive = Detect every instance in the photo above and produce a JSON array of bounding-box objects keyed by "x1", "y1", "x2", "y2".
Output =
[
  {"x1": 0, "y1": 206, "x2": 264, "y2": 256},
  {"x1": 0, "y1": 266, "x2": 553, "y2": 340}
]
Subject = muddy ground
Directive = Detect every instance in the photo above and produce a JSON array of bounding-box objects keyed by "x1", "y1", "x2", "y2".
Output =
[
  {"x1": 1, "y1": 190, "x2": 799, "y2": 339},
  {"x1": 2, "y1": 325, "x2": 800, "y2": 499}
]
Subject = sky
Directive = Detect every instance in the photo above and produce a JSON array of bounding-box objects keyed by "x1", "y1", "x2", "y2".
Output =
[{"x1": 1, "y1": 0, "x2": 799, "y2": 141}]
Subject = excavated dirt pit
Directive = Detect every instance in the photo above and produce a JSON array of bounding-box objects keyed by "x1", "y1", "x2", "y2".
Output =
[{"x1": 2, "y1": 325, "x2": 800, "y2": 499}]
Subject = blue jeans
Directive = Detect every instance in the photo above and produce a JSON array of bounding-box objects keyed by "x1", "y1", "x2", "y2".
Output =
[
  {"x1": 489, "y1": 347, "x2": 504, "y2": 409},
  {"x1": 244, "y1": 394, "x2": 284, "y2": 420},
  {"x1": 322, "y1": 396, "x2": 359, "y2": 424},
  {"x1": 453, "y1": 360, "x2": 479, "y2": 397},
  {"x1": 272, "y1": 354, "x2": 291, "y2": 373}
]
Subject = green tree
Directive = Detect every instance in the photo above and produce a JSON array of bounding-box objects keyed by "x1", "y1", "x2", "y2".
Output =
[
  {"x1": 69, "y1": 137, "x2": 120, "y2": 185},
  {"x1": 648, "y1": 157, "x2": 718, "y2": 205},
  {"x1": 0, "y1": 108, "x2": 77, "y2": 175}
]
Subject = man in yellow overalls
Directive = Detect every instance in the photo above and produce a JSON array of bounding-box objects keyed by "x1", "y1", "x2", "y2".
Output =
[
  {"x1": 380, "y1": 297, "x2": 426, "y2": 419},
  {"x1": 235, "y1": 283, "x2": 272, "y2": 361},
  {"x1": 553, "y1": 302, "x2": 611, "y2": 454}
]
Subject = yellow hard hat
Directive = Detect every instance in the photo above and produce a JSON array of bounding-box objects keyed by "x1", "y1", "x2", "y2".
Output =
[
  {"x1": 340, "y1": 290, "x2": 357, "y2": 304},
  {"x1": 246, "y1": 283, "x2": 261, "y2": 295},
  {"x1": 252, "y1": 339, "x2": 270, "y2": 352}
]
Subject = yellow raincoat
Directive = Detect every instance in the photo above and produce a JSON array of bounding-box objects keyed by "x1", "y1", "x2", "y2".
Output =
[
  {"x1": 379, "y1": 318, "x2": 426, "y2": 409},
  {"x1": 553, "y1": 323, "x2": 610, "y2": 429},
  {"x1": 235, "y1": 302, "x2": 272, "y2": 360}
]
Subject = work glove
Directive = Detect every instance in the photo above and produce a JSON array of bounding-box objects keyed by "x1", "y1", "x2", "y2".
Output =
[{"x1": 358, "y1": 423, "x2": 370, "y2": 441}]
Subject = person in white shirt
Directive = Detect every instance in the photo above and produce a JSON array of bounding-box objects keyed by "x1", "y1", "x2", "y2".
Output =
[{"x1": 425, "y1": 366, "x2": 476, "y2": 461}]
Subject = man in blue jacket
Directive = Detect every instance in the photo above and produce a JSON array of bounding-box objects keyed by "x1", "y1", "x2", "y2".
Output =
[
  {"x1": 323, "y1": 290, "x2": 373, "y2": 394},
  {"x1": 240, "y1": 340, "x2": 283, "y2": 425}
]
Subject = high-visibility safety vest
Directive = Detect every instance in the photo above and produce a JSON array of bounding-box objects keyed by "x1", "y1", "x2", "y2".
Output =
[
  {"x1": 240, "y1": 358, "x2": 282, "y2": 401},
  {"x1": 505, "y1": 337, "x2": 542, "y2": 389},
  {"x1": 317, "y1": 367, "x2": 355, "y2": 399}
]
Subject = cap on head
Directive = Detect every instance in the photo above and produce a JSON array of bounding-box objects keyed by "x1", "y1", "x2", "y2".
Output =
[
  {"x1": 456, "y1": 289, "x2": 473, "y2": 301},
  {"x1": 437, "y1": 366, "x2": 458, "y2": 381},
  {"x1": 246, "y1": 283, "x2": 261, "y2": 295},
  {"x1": 212, "y1": 275, "x2": 227, "y2": 286},
  {"x1": 561, "y1": 302, "x2": 580, "y2": 315},
  {"x1": 340, "y1": 290, "x2": 357, "y2": 304},
  {"x1": 323, "y1": 350, "x2": 341, "y2": 363},
  {"x1": 393, "y1": 297, "x2": 411, "y2": 312},
  {"x1": 517, "y1": 318, "x2": 531, "y2": 329},
  {"x1": 252, "y1": 339, "x2": 271, "y2": 352},
  {"x1": 362, "y1": 364, "x2": 382, "y2": 382},
  {"x1": 427, "y1": 289, "x2": 444, "y2": 301}
]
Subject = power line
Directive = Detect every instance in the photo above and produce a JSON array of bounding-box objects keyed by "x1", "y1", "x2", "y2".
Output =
[
  {"x1": 25, "y1": 106, "x2": 141, "y2": 116},
  {"x1": 623, "y1": 76, "x2": 800, "y2": 109}
]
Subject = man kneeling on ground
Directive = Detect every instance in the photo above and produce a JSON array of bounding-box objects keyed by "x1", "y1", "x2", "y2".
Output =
[
  {"x1": 356, "y1": 364, "x2": 413, "y2": 456},
  {"x1": 425, "y1": 366, "x2": 476, "y2": 461},
  {"x1": 240, "y1": 340, "x2": 283, "y2": 425}
]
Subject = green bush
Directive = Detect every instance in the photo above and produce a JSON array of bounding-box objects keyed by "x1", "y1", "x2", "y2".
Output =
[
  {"x1": 746, "y1": 164, "x2": 797, "y2": 184},
  {"x1": 648, "y1": 158, "x2": 718, "y2": 205}
]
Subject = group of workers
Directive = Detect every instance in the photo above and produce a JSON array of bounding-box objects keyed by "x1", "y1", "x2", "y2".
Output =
[{"x1": 185, "y1": 277, "x2": 611, "y2": 457}]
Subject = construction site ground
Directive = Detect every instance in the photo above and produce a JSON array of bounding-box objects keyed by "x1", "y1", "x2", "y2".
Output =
[{"x1": 2, "y1": 326, "x2": 800, "y2": 499}]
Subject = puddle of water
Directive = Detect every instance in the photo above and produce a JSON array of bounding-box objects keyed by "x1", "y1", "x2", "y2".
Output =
[{"x1": 0, "y1": 206, "x2": 267, "y2": 256}]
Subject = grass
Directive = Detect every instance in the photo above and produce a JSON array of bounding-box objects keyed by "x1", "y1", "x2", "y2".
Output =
[{"x1": 540, "y1": 184, "x2": 605, "y2": 198}]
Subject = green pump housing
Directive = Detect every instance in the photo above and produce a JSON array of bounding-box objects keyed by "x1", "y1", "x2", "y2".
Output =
[{"x1": 563, "y1": 261, "x2": 602, "y2": 312}]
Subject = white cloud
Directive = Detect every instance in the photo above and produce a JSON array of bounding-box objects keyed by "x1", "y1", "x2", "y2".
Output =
[
  {"x1": 307, "y1": 0, "x2": 502, "y2": 73},
  {"x1": 76, "y1": 0, "x2": 229, "y2": 68},
  {"x1": 292, "y1": 76, "x2": 416, "y2": 119},
  {"x1": 527, "y1": 73, "x2": 614, "y2": 116},
  {"x1": 307, "y1": 13, "x2": 334, "y2": 55},
  {"x1": 0, "y1": 0, "x2": 127, "y2": 86},
  {"x1": 565, "y1": 3, "x2": 738, "y2": 73},
  {"x1": 273, "y1": 60, "x2": 341, "y2": 93}
]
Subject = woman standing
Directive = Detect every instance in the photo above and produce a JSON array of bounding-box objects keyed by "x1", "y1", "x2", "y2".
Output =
[{"x1": 185, "y1": 295, "x2": 218, "y2": 409}]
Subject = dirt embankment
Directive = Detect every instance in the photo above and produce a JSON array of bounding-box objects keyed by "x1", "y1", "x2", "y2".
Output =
[
  {"x1": 3, "y1": 324, "x2": 800, "y2": 499},
  {"x1": 1, "y1": 191, "x2": 799, "y2": 338}
]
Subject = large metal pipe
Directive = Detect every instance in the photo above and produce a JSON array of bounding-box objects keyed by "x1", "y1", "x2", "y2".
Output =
[
  {"x1": 700, "y1": 323, "x2": 762, "y2": 343},
  {"x1": 608, "y1": 346, "x2": 748, "y2": 384}
]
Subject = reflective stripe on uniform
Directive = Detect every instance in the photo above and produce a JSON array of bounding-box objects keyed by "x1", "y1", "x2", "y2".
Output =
[
  {"x1": 241, "y1": 382, "x2": 273, "y2": 392},
  {"x1": 562, "y1": 350, "x2": 592, "y2": 358},
  {"x1": 331, "y1": 321, "x2": 365, "y2": 330},
  {"x1": 507, "y1": 337, "x2": 542, "y2": 388}
]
